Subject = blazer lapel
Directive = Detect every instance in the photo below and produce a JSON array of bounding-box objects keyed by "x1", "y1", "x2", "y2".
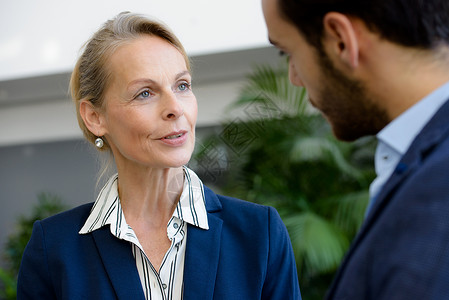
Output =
[
  {"x1": 183, "y1": 187, "x2": 223, "y2": 300},
  {"x1": 91, "y1": 227, "x2": 145, "y2": 300},
  {"x1": 328, "y1": 98, "x2": 449, "y2": 297},
  {"x1": 365, "y1": 97, "x2": 449, "y2": 228}
]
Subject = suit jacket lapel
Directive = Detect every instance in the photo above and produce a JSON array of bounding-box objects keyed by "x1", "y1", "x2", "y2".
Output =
[
  {"x1": 365, "y1": 98, "x2": 449, "y2": 228},
  {"x1": 183, "y1": 187, "x2": 223, "y2": 300},
  {"x1": 328, "y1": 98, "x2": 449, "y2": 297},
  {"x1": 91, "y1": 227, "x2": 145, "y2": 300}
]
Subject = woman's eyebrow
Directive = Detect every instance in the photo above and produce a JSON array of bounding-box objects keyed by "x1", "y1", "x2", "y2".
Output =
[
  {"x1": 126, "y1": 70, "x2": 191, "y2": 91},
  {"x1": 174, "y1": 70, "x2": 191, "y2": 80},
  {"x1": 127, "y1": 78, "x2": 156, "y2": 90}
]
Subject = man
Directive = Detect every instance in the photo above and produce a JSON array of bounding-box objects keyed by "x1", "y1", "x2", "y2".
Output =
[{"x1": 262, "y1": 0, "x2": 449, "y2": 299}]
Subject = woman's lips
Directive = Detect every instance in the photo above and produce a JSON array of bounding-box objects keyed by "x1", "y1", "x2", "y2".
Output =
[{"x1": 159, "y1": 131, "x2": 188, "y2": 146}]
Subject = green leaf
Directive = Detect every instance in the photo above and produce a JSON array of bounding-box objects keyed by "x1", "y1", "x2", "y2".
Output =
[
  {"x1": 0, "y1": 268, "x2": 17, "y2": 299},
  {"x1": 332, "y1": 191, "x2": 370, "y2": 235},
  {"x1": 231, "y1": 63, "x2": 309, "y2": 118},
  {"x1": 284, "y1": 212, "x2": 349, "y2": 277},
  {"x1": 290, "y1": 136, "x2": 363, "y2": 181},
  {"x1": 1, "y1": 192, "x2": 67, "y2": 297}
]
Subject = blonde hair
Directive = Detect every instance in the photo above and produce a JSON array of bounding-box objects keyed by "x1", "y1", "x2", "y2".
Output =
[{"x1": 70, "y1": 11, "x2": 190, "y2": 151}]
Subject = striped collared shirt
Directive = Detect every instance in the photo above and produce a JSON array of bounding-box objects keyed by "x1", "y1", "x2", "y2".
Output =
[{"x1": 79, "y1": 167, "x2": 209, "y2": 300}]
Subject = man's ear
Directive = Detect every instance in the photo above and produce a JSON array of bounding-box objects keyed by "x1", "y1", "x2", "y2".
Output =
[
  {"x1": 322, "y1": 12, "x2": 359, "y2": 69},
  {"x1": 79, "y1": 100, "x2": 107, "y2": 136}
]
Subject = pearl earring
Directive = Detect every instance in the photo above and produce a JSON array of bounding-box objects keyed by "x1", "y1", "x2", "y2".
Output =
[{"x1": 95, "y1": 137, "x2": 104, "y2": 148}]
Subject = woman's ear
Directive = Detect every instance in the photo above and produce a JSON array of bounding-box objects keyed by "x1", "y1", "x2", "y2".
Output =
[
  {"x1": 79, "y1": 100, "x2": 107, "y2": 136},
  {"x1": 322, "y1": 12, "x2": 360, "y2": 69}
]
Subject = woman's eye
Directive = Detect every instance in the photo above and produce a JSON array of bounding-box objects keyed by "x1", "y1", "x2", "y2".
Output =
[
  {"x1": 178, "y1": 82, "x2": 191, "y2": 92},
  {"x1": 136, "y1": 90, "x2": 151, "y2": 99},
  {"x1": 141, "y1": 90, "x2": 150, "y2": 97}
]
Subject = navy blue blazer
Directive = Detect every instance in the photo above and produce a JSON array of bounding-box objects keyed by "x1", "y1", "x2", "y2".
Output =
[
  {"x1": 327, "y1": 99, "x2": 449, "y2": 299},
  {"x1": 18, "y1": 186, "x2": 301, "y2": 299}
]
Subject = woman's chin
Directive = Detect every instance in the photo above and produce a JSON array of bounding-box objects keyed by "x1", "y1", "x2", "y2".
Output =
[{"x1": 164, "y1": 154, "x2": 193, "y2": 169}]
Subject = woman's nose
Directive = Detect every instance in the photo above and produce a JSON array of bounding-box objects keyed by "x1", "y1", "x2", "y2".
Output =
[{"x1": 162, "y1": 92, "x2": 184, "y2": 120}]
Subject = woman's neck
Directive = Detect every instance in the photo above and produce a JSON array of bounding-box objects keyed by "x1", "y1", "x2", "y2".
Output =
[{"x1": 116, "y1": 165, "x2": 185, "y2": 228}]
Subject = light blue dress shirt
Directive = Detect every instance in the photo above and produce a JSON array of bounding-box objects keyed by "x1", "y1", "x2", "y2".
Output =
[{"x1": 367, "y1": 80, "x2": 449, "y2": 214}]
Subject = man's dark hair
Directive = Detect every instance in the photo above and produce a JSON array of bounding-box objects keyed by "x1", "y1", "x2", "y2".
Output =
[{"x1": 278, "y1": 0, "x2": 449, "y2": 50}]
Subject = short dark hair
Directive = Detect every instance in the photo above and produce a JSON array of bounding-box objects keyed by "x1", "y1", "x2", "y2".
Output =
[{"x1": 278, "y1": 0, "x2": 449, "y2": 50}]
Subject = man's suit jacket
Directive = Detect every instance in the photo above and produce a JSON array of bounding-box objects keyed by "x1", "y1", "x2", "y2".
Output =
[
  {"x1": 327, "y1": 99, "x2": 449, "y2": 299},
  {"x1": 17, "y1": 186, "x2": 301, "y2": 300}
]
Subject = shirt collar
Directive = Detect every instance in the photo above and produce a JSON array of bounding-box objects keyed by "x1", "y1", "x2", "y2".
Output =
[
  {"x1": 377, "y1": 80, "x2": 449, "y2": 155},
  {"x1": 79, "y1": 166, "x2": 209, "y2": 236},
  {"x1": 173, "y1": 167, "x2": 209, "y2": 229}
]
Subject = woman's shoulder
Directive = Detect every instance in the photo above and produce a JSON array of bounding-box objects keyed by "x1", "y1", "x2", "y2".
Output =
[
  {"x1": 203, "y1": 185, "x2": 282, "y2": 224},
  {"x1": 24, "y1": 203, "x2": 96, "y2": 256},
  {"x1": 204, "y1": 185, "x2": 266, "y2": 207},
  {"x1": 202, "y1": 186, "x2": 291, "y2": 257},
  {"x1": 38, "y1": 202, "x2": 94, "y2": 231}
]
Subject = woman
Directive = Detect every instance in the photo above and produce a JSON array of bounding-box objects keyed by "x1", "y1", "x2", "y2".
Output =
[{"x1": 17, "y1": 12, "x2": 300, "y2": 300}]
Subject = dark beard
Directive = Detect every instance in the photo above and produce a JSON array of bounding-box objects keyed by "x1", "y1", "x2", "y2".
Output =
[{"x1": 314, "y1": 50, "x2": 389, "y2": 141}]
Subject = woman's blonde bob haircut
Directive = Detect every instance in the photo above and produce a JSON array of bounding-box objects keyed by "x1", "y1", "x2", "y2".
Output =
[{"x1": 70, "y1": 12, "x2": 190, "y2": 151}]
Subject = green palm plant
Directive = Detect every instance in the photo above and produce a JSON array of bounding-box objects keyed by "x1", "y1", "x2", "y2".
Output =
[{"x1": 195, "y1": 62, "x2": 375, "y2": 299}]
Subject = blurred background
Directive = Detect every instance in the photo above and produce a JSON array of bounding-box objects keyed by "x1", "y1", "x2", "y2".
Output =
[{"x1": 0, "y1": 1, "x2": 375, "y2": 299}]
